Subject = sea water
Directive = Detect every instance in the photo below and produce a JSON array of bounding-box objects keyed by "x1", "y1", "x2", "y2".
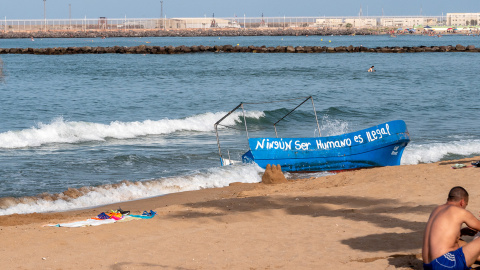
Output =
[{"x1": 0, "y1": 35, "x2": 479, "y2": 215}]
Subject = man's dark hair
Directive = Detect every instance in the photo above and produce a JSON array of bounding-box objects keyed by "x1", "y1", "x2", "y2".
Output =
[{"x1": 448, "y1": 186, "x2": 469, "y2": 202}]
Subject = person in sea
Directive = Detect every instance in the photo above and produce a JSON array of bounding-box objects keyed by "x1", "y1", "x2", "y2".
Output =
[
  {"x1": 423, "y1": 186, "x2": 480, "y2": 269},
  {"x1": 367, "y1": 66, "x2": 375, "y2": 72}
]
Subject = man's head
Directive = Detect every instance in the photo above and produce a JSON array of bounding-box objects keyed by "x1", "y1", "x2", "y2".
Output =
[{"x1": 447, "y1": 186, "x2": 469, "y2": 208}]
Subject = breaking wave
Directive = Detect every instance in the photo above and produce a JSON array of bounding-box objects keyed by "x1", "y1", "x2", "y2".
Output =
[
  {"x1": 0, "y1": 164, "x2": 263, "y2": 216},
  {"x1": 0, "y1": 111, "x2": 264, "y2": 149},
  {"x1": 402, "y1": 139, "x2": 480, "y2": 165}
]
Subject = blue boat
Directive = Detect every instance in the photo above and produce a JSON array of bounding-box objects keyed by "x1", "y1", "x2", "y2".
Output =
[{"x1": 215, "y1": 97, "x2": 410, "y2": 172}]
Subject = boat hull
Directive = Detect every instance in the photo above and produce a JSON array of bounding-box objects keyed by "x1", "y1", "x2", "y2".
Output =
[{"x1": 241, "y1": 120, "x2": 410, "y2": 172}]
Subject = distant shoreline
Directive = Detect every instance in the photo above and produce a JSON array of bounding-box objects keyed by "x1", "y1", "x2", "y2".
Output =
[
  {"x1": 1, "y1": 27, "x2": 473, "y2": 39},
  {"x1": 0, "y1": 28, "x2": 386, "y2": 39}
]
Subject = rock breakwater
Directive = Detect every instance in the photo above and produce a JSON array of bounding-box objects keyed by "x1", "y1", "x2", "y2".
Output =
[{"x1": 0, "y1": 44, "x2": 478, "y2": 55}]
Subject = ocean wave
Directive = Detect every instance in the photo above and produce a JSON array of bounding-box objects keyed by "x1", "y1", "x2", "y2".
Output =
[
  {"x1": 401, "y1": 139, "x2": 480, "y2": 165},
  {"x1": 319, "y1": 115, "x2": 350, "y2": 137},
  {"x1": 0, "y1": 164, "x2": 263, "y2": 216},
  {"x1": 1, "y1": 139, "x2": 479, "y2": 215},
  {"x1": 0, "y1": 111, "x2": 265, "y2": 149}
]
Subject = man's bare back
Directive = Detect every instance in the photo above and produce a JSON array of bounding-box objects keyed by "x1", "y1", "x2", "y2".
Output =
[
  {"x1": 422, "y1": 186, "x2": 480, "y2": 269},
  {"x1": 423, "y1": 204, "x2": 467, "y2": 262}
]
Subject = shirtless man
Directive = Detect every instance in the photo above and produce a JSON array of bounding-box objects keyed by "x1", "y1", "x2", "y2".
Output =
[
  {"x1": 423, "y1": 186, "x2": 480, "y2": 269},
  {"x1": 367, "y1": 66, "x2": 375, "y2": 72}
]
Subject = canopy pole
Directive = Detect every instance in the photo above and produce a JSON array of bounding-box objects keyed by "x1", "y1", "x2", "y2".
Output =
[
  {"x1": 214, "y1": 103, "x2": 243, "y2": 162},
  {"x1": 311, "y1": 97, "x2": 321, "y2": 137},
  {"x1": 273, "y1": 96, "x2": 315, "y2": 138},
  {"x1": 241, "y1": 103, "x2": 250, "y2": 148}
]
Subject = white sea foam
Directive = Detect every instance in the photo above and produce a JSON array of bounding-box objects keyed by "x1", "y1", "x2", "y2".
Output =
[
  {"x1": 0, "y1": 164, "x2": 263, "y2": 216},
  {"x1": 401, "y1": 139, "x2": 480, "y2": 165},
  {"x1": 0, "y1": 111, "x2": 264, "y2": 149},
  {"x1": 320, "y1": 115, "x2": 349, "y2": 137}
]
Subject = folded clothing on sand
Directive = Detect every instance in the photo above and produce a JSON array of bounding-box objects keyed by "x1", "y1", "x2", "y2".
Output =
[
  {"x1": 451, "y1": 164, "x2": 466, "y2": 169},
  {"x1": 46, "y1": 209, "x2": 156, "y2": 227},
  {"x1": 93, "y1": 210, "x2": 124, "y2": 220},
  {"x1": 130, "y1": 210, "x2": 157, "y2": 219}
]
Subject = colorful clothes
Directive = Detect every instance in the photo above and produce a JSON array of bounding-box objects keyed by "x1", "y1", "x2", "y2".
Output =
[{"x1": 46, "y1": 209, "x2": 156, "y2": 227}]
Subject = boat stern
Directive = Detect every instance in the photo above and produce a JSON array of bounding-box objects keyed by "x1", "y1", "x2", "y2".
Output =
[{"x1": 241, "y1": 150, "x2": 254, "y2": 164}]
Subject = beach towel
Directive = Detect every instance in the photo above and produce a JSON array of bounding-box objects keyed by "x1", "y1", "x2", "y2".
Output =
[{"x1": 48, "y1": 218, "x2": 116, "y2": 228}]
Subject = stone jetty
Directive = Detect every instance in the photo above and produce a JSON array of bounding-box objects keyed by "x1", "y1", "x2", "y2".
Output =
[
  {"x1": 0, "y1": 28, "x2": 371, "y2": 39},
  {"x1": 0, "y1": 44, "x2": 478, "y2": 55}
]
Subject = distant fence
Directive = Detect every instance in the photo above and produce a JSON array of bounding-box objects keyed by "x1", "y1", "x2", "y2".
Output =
[{"x1": 0, "y1": 16, "x2": 446, "y2": 32}]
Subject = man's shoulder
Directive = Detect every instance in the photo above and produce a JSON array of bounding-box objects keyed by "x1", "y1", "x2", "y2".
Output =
[
  {"x1": 443, "y1": 204, "x2": 473, "y2": 221},
  {"x1": 444, "y1": 204, "x2": 467, "y2": 213},
  {"x1": 432, "y1": 204, "x2": 467, "y2": 218}
]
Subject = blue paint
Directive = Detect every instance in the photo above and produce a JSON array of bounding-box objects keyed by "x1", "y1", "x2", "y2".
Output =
[{"x1": 242, "y1": 120, "x2": 410, "y2": 172}]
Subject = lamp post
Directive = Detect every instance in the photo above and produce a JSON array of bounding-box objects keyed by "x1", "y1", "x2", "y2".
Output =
[
  {"x1": 160, "y1": 1, "x2": 163, "y2": 29},
  {"x1": 43, "y1": 0, "x2": 46, "y2": 31},
  {"x1": 160, "y1": 1, "x2": 163, "y2": 18},
  {"x1": 69, "y1": 4, "x2": 71, "y2": 30}
]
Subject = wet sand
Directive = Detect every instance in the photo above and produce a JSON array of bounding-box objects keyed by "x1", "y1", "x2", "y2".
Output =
[{"x1": 2, "y1": 156, "x2": 480, "y2": 269}]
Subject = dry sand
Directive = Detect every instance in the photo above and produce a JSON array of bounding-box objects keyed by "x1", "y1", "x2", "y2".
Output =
[{"x1": 2, "y1": 157, "x2": 480, "y2": 269}]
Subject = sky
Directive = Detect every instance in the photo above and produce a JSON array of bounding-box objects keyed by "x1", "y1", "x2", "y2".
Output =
[{"x1": 1, "y1": 0, "x2": 479, "y2": 19}]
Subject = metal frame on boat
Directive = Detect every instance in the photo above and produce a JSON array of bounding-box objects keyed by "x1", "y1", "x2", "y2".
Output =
[{"x1": 215, "y1": 96, "x2": 410, "y2": 172}]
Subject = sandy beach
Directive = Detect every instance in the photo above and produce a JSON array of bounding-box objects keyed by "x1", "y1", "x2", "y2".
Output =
[{"x1": 2, "y1": 157, "x2": 480, "y2": 269}]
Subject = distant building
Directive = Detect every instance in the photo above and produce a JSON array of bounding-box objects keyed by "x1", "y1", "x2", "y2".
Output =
[
  {"x1": 314, "y1": 16, "x2": 438, "y2": 29},
  {"x1": 344, "y1": 18, "x2": 377, "y2": 28},
  {"x1": 113, "y1": 18, "x2": 240, "y2": 30},
  {"x1": 314, "y1": 18, "x2": 344, "y2": 27},
  {"x1": 116, "y1": 19, "x2": 160, "y2": 29},
  {"x1": 380, "y1": 17, "x2": 437, "y2": 28},
  {"x1": 171, "y1": 18, "x2": 240, "y2": 29},
  {"x1": 447, "y1": 13, "x2": 480, "y2": 26}
]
